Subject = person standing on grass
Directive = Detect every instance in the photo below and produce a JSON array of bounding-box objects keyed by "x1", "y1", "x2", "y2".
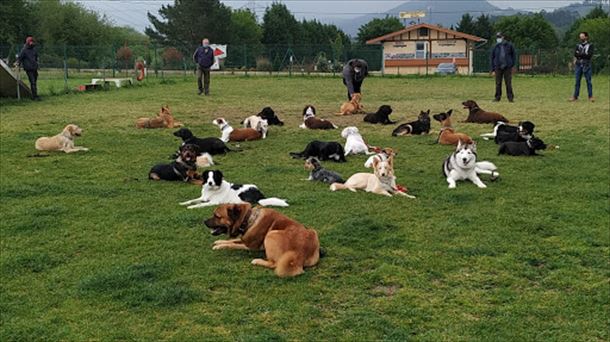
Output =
[
  {"x1": 490, "y1": 32, "x2": 516, "y2": 103},
  {"x1": 569, "y1": 32, "x2": 595, "y2": 102},
  {"x1": 16, "y1": 36, "x2": 40, "y2": 101},
  {"x1": 193, "y1": 38, "x2": 214, "y2": 96},
  {"x1": 342, "y1": 59, "x2": 368, "y2": 100}
]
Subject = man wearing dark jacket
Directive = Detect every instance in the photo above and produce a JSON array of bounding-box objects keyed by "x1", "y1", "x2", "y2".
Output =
[
  {"x1": 342, "y1": 59, "x2": 368, "y2": 100},
  {"x1": 16, "y1": 36, "x2": 40, "y2": 100},
  {"x1": 192, "y1": 38, "x2": 214, "y2": 95},
  {"x1": 490, "y1": 32, "x2": 516, "y2": 102},
  {"x1": 569, "y1": 32, "x2": 595, "y2": 102}
]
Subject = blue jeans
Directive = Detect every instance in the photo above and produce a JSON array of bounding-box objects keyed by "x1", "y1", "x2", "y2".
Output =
[{"x1": 573, "y1": 63, "x2": 593, "y2": 98}]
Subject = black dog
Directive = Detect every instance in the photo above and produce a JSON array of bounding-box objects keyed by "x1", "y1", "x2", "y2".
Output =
[
  {"x1": 173, "y1": 128, "x2": 235, "y2": 155},
  {"x1": 495, "y1": 121, "x2": 535, "y2": 144},
  {"x1": 258, "y1": 107, "x2": 284, "y2": 126},
  {"x1": 149, "y1": 144, "x2": 202, "y2": 183},
  {"x1": 290, "y1": 140, "x2": 346, "y2": 162},
  {"x1": 498, "y1": 137, "x2": 546, "y2": 156},
  {"x1": 392, "y1": 110, "x2": 431, "y2": 136},
  {"x1": 363, "y1": 105, "x2": 395, "y2": 124}
]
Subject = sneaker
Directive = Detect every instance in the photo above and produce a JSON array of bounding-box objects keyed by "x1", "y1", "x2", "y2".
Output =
[
  {"x1": 204, "y1": 91, "x2": 209, "y2": 96},
  {"x1": 508, "y1": 99, "x2": 514, "y2": 103},
  {"x1": 568, "y1": 97, "x2": 578, "y2": 102},
  {"x1": 589, "y1": 97, "x2": 595, "y2": 102},
  {"x1": 198, "y1": 90, "x2": 203, "y2": 95}
]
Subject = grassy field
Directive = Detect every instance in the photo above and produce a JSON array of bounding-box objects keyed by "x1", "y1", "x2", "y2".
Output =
[{"x1": 1, "y1": 74, "x2": 608, "y2": 341}]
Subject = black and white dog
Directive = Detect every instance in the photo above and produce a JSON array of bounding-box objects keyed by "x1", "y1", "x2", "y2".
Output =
[
  {"x1": 242, "y1": 106, "x2": 284, "y2": 128},
  {"x1": 480, "y1": 121, "x2": 535, "y2": 144},
  {"x1": 443, "y1": 141, "x2": 499, "y2": 189},
  {"x1": 363, "y1": 105, "x2": 396, "y2": 124},
  {"x1": 173, "y1": 128, "x2": 235, "y2": 155},
  {"x1": 179, "y1": 170, "x2": 289, "y2": 208},
  {"x1": 498, "y1": 136, "x2": 546, "y2": 156},
  {"x1": 290, "y1": 140, "x2": 346, "y2": 162},
  {"x1": 392, "y1": 110, "x2": 431, "y2": 136}
]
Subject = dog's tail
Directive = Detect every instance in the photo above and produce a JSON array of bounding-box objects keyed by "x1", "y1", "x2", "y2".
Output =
[
  {"x1": 475, "y1": 161, "x2": 497, "y2": 171},
  {"x1": 330, "y1": 183, "x2": 348, "y2": 191},
  {"x1": 258, "y1": 198, "x2": 289, "y2": 207},
  {"x1": 289, "y1": 151, "x2": 305, "y2": 159},
  {"x1": 275, "y1": 251, "x2": 304, "y2": 277}
]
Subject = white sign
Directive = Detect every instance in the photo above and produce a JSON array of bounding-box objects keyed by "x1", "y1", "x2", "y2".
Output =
[
  {"x1": 399, "y1": 11, "x2": 426, "y2": 19},
  {"x1": 210, "y1": 44, "x2": 227, "y2": 70}
]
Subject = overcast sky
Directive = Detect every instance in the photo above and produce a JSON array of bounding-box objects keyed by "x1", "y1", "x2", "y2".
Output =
[{"x1": 75, "y1": 0, "x2": 583, "y2": 33}]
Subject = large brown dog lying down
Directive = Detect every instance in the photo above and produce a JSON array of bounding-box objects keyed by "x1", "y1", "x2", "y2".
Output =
[
  {"x1": 35, "y1": 124, "x2": 89, "y2": 153},
  {"x1": 136, "y1": 105, "x2": 183, "y2": 128},
  {"x1": 300, "y1": 105, "x2": 337, "y2": 129},
  {"x1": 433, "y1": 110, "x2": 474, "y2": 145},
  {"x1": 337, "y1": 93, "x2": 364, "y2": 115},
  {"x1": 462, "y1": 100, "x2": 509, "y2": 123},
  {"x1": 205, "y1": 203, "x2": 320, "y2": 277}
]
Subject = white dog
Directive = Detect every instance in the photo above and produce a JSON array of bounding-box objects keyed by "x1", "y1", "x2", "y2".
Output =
[
  {"x1": 35, "y1": 124, "x2": 89, "y2": 153},
  {"x1": 442, "y1": 141, "x2": 499, "y2": 189},
  {"x1": 212, "y1": 118, "x2": 234, "y2": 143},
  {"x1": 242, "y1": 115, "x2": 263, "y2": 129},
  {"x1": 179, "y1": 170, "x2": 289, "y2": 208},
  {"x1": 341, "y1": 126, "x2": 373, "y2": 156}
]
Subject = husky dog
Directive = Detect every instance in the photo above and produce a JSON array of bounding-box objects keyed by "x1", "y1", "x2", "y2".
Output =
[{"x1": 442, "y1": 141, "x2": 499, "y2": 189}]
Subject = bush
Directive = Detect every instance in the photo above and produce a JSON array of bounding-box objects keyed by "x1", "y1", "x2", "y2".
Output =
[{"x1": 256, "y1": 57, "x2": 273, "y2": 72}]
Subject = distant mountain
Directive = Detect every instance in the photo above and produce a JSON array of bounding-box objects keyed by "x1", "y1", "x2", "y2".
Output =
[{"x1": 333, "y1": 0, "x2": 521, "y2": 37}]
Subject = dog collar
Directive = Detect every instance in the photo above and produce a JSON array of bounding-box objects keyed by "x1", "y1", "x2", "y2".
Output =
[
  {"x1": 220, "y1": 124, "x2": 231, "y2": 131},
  {"x1": 238, "y1": 207, "x2": 260, "y2": 235}
]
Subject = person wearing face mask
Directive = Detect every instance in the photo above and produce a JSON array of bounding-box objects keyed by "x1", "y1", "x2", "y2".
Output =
[
  {"x1": 192, "y1": 38, "x2": 215, "y2": 95},
  {"x1": 569, "y1": 32, "x2": 595, "y2": 102},
  {"x1": 342, "y1": 59, "x2": 368, "y2": 100},
  {"x1": 490, "y1": 32, "x2": 516, "y2": 102},
  {"x1": 16, "y1": 36, "x2": 40, "y2": 101}
]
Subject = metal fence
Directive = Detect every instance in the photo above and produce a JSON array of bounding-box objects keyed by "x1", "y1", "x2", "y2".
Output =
[{"x1": 1, "y1": 43, "x2": 607, "y2": 78}]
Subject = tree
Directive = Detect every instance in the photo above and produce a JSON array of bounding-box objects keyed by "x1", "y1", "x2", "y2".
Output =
[
  {"x1": 356, "y1": 16, "x2": 403, "y2": 45},
  {"x1": 230, "y1": 9, "x2": 262, "y2": 45},
  {"x1": 146, "y1": 0, "x2": 233, "y2": 53},
  {"x1": 494, "y1": 14, "x2": 558, "y2": 50},
  {"x1": 0, "y1": 0, "x2": 35, "y2": 45},
  {"x1": 456, "y1": 13, "x2": 476, "y2": 35},
  {"x1": 261, "y1": 3, "x2": 301, "y2": 45},
  {"x1": 562, "y1": 5, "x2": 608, "y2": 46}
]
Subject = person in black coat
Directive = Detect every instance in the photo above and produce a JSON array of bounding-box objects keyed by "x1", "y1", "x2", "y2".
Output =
[
  {"x1": 192, "y1": 38, "x2": 215, "y2": 96},
  {"x1": 490, "y1": 32, "x2": 516, "y2": 102},
  {"x1": 342, "y1": 59, "x2": 368, "y2": 100},
  {"x1": 569, "y1": 32, "x2": 595, "y2": 102},
  {"x1": 16, "y1": 36, "x2": 40, "y2": 100}
]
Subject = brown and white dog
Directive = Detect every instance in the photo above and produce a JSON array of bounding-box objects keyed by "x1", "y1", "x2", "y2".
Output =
[
  {"x1": 336, "y1": 93, "x2": 364, "y2": 115},
  {"x1": 433, "y1": 110, "x2": 474, "y2": 145},
  {"x1": 300, "y1": 105, "x2": 337, "y2": 129},
  {"x1": 330, "y1": 155, "x2": 414, "y2": 198},
  {"x1": 204, "y1": 203, "x2": 321, "y2": 277},
  {"x1": 136, "y1": 105, "x2": 183, "y2": 129},
  {"x1": 462, "y1": 100, "x2": 509, "y2": 123},
  {"x1": 213, "y1": 117, "x2": 268, "y2": 142},
  {"x1": 35, "y1": 124, "x2": 89, "y2": 153}
]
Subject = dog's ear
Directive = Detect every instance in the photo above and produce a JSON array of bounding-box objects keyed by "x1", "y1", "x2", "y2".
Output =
[
  {"x1": 446, "y1": 109, "x2": 453, "y2": 116},
  {"x1": 372, "y1": 157, "x2": 379, "y2": 168},
  {"x1": 228, "y1": 203, "x2": 251, "y2": 237},
  {"x1": 456, "y1": 139, "x2": 463, "y2": 150},
  {"x1": 426, "y1": 109, "x2": 430, "y2": 114},
  {"x1": 469, "y1": 142, "x2": 477, "y2": 152},
  {"x1": 212, "y1": 170, "x2": 223, "y2": 186}
]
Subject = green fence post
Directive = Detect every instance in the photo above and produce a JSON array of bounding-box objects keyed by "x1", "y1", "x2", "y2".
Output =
[{"x1": 63, "y1": 43, "x2": 68, "y2": 93}]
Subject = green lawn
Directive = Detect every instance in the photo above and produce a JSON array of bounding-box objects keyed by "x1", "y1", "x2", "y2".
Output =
[{"x1": 1, "y1": 74, "x2": 608, "y2": 341}]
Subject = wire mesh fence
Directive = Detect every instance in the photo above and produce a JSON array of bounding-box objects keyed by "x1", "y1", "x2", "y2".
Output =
[{"x1": 1, "y1": 43, "x2": 607, "y2": 82}]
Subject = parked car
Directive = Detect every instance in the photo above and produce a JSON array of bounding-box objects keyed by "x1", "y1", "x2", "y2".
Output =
[{"x1": 436, "y1": 63, "x2": 457, "y2": 75}]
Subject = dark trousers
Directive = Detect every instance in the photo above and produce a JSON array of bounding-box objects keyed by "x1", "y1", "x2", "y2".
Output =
[
  {"x1": 25, "y1": 69, "x2": 38, "y2": 99},
  {"x1": 196, "y1": 66, "x2": 210, "y2": 94},
  {"x1": 573, "y1": 63, "x2": 593, "y2": 99},
  {"x1": 494, "y1": 67, "x2": 513, "y2": 101},
  {"x1": 344, "y1": 79, "x2": 362, "y2": 100}
]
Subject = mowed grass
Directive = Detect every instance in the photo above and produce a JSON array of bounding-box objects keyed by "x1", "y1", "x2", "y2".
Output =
[{"x1": 1, "y1": 74, "x2": 608, "y2": 341}]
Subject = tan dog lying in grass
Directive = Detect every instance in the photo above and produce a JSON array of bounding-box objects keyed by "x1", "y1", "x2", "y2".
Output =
[
  {"x1": 35, "y1": 124, "x2": 89, "y2": 153},
  {"x1": 136, "y1": 105, "x2": 182, "y2": 129},
  {"x1": 433, "y1": 110, "x2": 474, "y2": 145},
  {"x1": 330, "y1": 155, "x2": 414, "y2": 198},
  {"x1": 337, "y1": 93, "x2": 364, "y2": 115}
]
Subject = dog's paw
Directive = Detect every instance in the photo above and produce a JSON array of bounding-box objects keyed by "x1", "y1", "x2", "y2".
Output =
[
  {"x1": 187, "y1": 205, "x2": 198, "y2": 209},
  {"x1": 448, "y1": 184, "x2": 456, "y2": 189},
  {"x1": 251, "y1": 258, "x2": 266, "y2": 266},
  {"x1": 477, "y1": 183, "x2": 488, "y2": 189},
  {"x1": 212, "y1": 245, "x2": 223, "y2": 250}
]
